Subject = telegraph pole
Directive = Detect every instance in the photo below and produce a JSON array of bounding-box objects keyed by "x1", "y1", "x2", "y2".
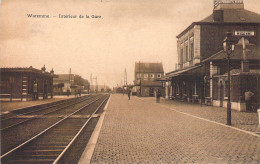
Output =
[{"x1": 124, "y1": 68, "x2": 128, "y2": 86}]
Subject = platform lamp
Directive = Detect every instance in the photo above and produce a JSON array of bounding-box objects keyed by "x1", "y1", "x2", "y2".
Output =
[{"x1": 223, "y1": 32, "x2": 235, "y2": 126}]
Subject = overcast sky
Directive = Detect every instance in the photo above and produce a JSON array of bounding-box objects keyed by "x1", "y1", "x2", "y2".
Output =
[{"x1": 1, "y1": 0, "x2": 259, "y2": 87}]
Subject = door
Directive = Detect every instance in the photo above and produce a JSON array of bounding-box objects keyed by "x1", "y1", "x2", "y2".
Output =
[{"x1": 219, "y1": 80, "x2": 224, "y2": 107}]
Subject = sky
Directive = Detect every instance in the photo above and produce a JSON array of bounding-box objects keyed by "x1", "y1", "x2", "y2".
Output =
[{"x1": 1, "y1": 0, "x2": 260, "y2": 88}]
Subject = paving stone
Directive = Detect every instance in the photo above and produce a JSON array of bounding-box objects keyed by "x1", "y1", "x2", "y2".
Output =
[{"x1": 91, "y1": 94, "x2": 260, "y2": 163}]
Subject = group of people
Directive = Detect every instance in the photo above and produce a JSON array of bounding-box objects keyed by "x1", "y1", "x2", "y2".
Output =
[
  {"x1": 74, "y1": 89, "x2": 82, "y2": 97},
  {"x1": 66, "y1": 89, "x2": 82, "y2": 97}
]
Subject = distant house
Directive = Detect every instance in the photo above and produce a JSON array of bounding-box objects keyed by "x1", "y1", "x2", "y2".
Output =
[
  {"x1": 53, "y1": 74, "x2": 90, "y2": 95},
  {"x1": 0, "y1": 66, "x2": 54, "y2": 101},
  {"x1": 53, "y1": 74, "x2": 74, "y2": 95},
  {"x1": 90, "y1": 85, "x2": 110, "y2": 93},
  {"x1": 134, "y1": 62, "x2": 164, "y2": 97}
]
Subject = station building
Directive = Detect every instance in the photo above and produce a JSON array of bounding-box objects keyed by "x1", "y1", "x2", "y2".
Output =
[
  {"x1": 134, "y1": 62, "x2": 164, "y2": 97},
  {"x1": 163, "y1": 0, "x2": 260, "y2": 111},
  {"x1": 0, "y1": 66, "x2": 54, "y2": 101}
]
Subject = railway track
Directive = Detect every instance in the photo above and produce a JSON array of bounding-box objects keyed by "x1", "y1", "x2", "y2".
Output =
[
  {"x1": 0, "y1": 96, "x2": 87, "y2": 120},
  {"x1": 1, "y1": 94, "x2": 110, "y2": 163},
  {"x1": 0, "y1": 95, "x2": 94, "y2": 131}
]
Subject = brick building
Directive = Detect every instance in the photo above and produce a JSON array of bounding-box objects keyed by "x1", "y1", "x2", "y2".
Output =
[
  {"x1": 0, "y1": 66, "x2": 54, "y2": 101},
  {"x1": 163, "y1": 0, "x2": 260, "y2": 111},
  {"x1": 134, "y1": 62, "x2": 164, "y2": 97}
]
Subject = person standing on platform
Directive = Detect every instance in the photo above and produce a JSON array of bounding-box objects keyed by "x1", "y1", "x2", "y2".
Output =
[
  {"x1": 156, "y1": 89, "x2": 161, "y2": 103},
  {"x1": 67, "y1": 89, "x2": 70, "y2": 97},
  {"x1": 75, "y1": 90, "x2": 78, "y2": 97},
  {"x1": 245, "y1": 89, "x2": 254, "y2": 111},
  {"x1": 33, "y1": 81, "x2": 38, "y2": 100},
  {"x1": 128, "y1": 89, "x2": 131, "y2": 100}
]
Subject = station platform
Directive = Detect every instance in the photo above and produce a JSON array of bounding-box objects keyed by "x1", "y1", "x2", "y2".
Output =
[
  {"x1": 0, "y1": 95, "x2": 86, "y2": 114},
  {"x1": 80, "y1": 94, "x2": 260, "y2": 163}
]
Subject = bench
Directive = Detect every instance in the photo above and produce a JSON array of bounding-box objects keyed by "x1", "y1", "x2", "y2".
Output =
[{"x1": 192, "y1": 95, "x2": 199, "y2": 103}]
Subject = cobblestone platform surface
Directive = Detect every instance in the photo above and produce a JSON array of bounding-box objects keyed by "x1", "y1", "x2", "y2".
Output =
[
  {"x1": 149, "y1": 97, "x2": 260, "y2": 133},
  {"x1": 91, "y1": 94, "x2": 260, "y2": 163}
]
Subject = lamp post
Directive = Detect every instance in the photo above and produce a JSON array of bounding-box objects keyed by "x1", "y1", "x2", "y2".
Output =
[
  {"x1": 50, "y1": 68, "x2": 54, "y2": 98},
  {"x1": 223, "y1": 32, "x2": 235, "y2": 125}
]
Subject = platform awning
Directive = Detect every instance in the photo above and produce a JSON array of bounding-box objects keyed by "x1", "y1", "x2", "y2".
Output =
[
  {"x1": 168, "y1": 65, "x2": 205, "y2": 78},
  {"x1": 156, "y1": 64, "x2": 206, "y2": 82},
  {"x1": 201, "y1": 45, "x2": 259, "y2": 63}
]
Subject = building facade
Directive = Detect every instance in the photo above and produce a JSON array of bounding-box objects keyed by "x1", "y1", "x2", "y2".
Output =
[
  {"x1": 134, "y1": 62, "x2": 164, "y2": 97},
  {"x1": 164, "y1": 0, "x2": 260, "y2": 111},
  {"x1": 0, "y1": 66, "x2": 54, "y2": 101},
  {"x1": 53, "y1": 74, "x2": 90, "y2": 95}
]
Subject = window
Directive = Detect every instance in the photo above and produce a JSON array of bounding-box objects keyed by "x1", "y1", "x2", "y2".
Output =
[
  {"x1": 150, "y1": 74, "x2": 154, "y2": 78},
  {"x1": 190, "y1": 37, "x2": 194, "y2": 60},
  {"x1": 180, "y1": 48, "x2": 184, "y2": 64},
  {"x1": 144, "y1": 74, "x2": 148, "y2": 78},
  {"x1": 185, "y1": 41, "x2": 188, "y2": 61},
  {"x1": 190, "y1": 42, "x2": 194, "y2": 59},
  {"x1": 224, "y1": 80, "x2": 228, "y2": 97},
  {"x1": 157, "y1": 74, "x2": 161, "y2": 78}
]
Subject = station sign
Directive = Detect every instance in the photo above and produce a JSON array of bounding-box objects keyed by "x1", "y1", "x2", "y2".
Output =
[{"x1": 234, "y1": 31, "x2": 255, "y2": 36}]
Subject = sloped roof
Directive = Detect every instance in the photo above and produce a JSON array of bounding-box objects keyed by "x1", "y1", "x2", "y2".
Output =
[
  {"x1": 53, "y1": 74, "x2": 75, "y2": 84},
  {"x1": 0, "y1": 67, "x2": 53, "y2": 76},
  {"x1": 201, "y1": 44, "x2": 260, "y2": 62},
  {"x1": 215, "y1": 69, "x2": 260, "y2": 77},
  {"x1": 135, "y1": 62, "x2": 164, "y2": 73},
  {"x1": 200, "y1": 9, "x2": 260, "y2": 23},
  {"x1": 177, "y1": 8, "x2": 260, "y2": 38}
]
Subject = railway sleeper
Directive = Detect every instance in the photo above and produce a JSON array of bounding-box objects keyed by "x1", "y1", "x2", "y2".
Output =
[
  {"x1": 27, "y1": 142, "x2": 68, "y2": 146},
  {"x1": 14, "y1": 154, "x2": 58, "y2": 159},
  {"x1": 8, "y1": 158, "x2": 55, "y2": 163},
  {"x1": 33, "y1": 138, "x2": 73, "y2": 143},
  {"x1": 16, "y1": 149, "x2": 63, "y2": 155},
  {"x1": 27, "y1": 145, "x2": 66, "y2": 149}
]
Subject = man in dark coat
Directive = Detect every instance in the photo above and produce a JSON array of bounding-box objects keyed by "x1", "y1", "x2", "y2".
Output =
[{"x1": 128, "y1": 89, "x2": 131, "y2": 100}]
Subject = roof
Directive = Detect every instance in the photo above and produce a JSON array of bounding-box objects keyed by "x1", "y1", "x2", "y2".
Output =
[
  {"x1": 135, "y1": 62, "x2": 164, "y2": 73},
  {"x1": 0, "y1": 67, "x2": 53, "y2": 77},
  {"x1": 177, "y1": 8, "x2": 260, "y2": 38},
  {"x1": 162, "y1": 64, "x2": 206, "y2": 80},
  {"x1": 53, "y1": 74, "x2": 75, "y2": 83},
  {"x1": 54, "y1": 74, "x2": 75, "y2": 80},
  {"x1": 201, "y1": 44, "x2": 260, "y2": 63},
  {"x1": 215, "y1": 69, "x2": 260, "y2": 77},
  {"x1": 200, "y1": 9, "x2": 260, "y2": 23}
]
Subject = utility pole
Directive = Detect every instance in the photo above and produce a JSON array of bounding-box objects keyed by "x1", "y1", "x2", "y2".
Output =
[
  {"x1": 124, "y1": 68, "x2": 128, "y2": 86},
  {"x1": 90, "y1": 74, "x2": 98, "y2": 93},
  {"x1": 139, "y1": 61, "x2": 142, "y2": 96},
  {"x1": 90, "y1": 74, "x2": 93, "y2": 92},
  {"x1": 69, "y1": 68, "x2": 71, "y2": 85},
  {"x1": 95, "y1": 77, "x2": 98, "y2": 93}
]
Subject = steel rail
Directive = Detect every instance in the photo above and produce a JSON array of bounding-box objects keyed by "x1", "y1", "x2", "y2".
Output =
[
  {"x1": 0, "y1": 95, "x2": 105, "y2": 160},
  {"x1": 1, "y1": 95, "x2": 89, "y2": 121},
  {"x1": 0, "y1": 96, "x2": 95, "y2": 131},
  {"x1": 53, "y1": 94, "x2": 109, "y2": 164}
]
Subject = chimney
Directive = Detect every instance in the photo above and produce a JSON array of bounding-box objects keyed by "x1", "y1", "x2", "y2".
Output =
[
  {"x1": 213, "y1": 10, "x2": 224, "y2": 22},
  {"x1": 214, "y1": 0, "x2": 244, "y2": 10}
]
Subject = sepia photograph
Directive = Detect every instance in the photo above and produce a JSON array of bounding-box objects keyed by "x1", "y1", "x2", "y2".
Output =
[{"x1": 0, "y1": 0, "x2": 260, "y2": 163}]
